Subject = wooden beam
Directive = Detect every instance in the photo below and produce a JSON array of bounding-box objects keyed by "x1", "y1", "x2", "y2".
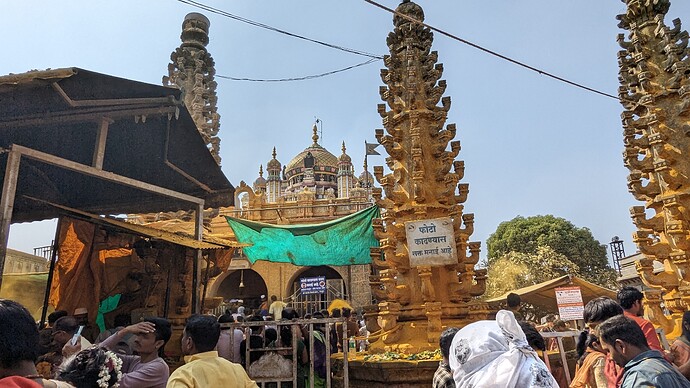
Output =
[
  {"x1": 0, "y1": 149, "x2": 21, "y2": 290},
  {"x1": 11, "y1": 144, "x2": 204, "y2": 206},
  {"x1": 92, "y1": 117, "x2": 111, "y2": 169}
]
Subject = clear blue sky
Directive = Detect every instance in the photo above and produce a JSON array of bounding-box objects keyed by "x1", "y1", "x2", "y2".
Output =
[{"x1": 4, "y1": 1, "x2": 690, "y2": 263}]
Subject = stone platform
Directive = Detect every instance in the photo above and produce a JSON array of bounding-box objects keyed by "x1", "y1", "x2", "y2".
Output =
[{"x1": 332, "y1": 355, "x2": 438, "y2": 388}]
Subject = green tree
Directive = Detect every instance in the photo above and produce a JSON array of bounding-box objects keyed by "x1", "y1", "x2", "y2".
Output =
[
  {"x1": 486, "y1": 215, "x2": 617, "y2": 287},
  {"x1": 485, "y1": 246, "x2": 580, "y2": 298}
]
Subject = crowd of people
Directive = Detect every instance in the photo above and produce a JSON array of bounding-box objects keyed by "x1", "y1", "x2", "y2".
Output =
[
  {"x1": 0, "y1": 295, "x2": 365, "y2": 388},
  {"x1": 433, "y1": 288, "x2": 690, "y2": 388},
  {"x1": 11, "y1": 285, "x2": 690, "y2": 388}
]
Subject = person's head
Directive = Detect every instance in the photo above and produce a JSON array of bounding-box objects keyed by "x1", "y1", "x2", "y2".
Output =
[
  {"x1": 331, "y1": 308, "x2": 341, "y2": 318},
  {"x1": 73, "y1": 308, "x2": 89, "y2": 325},
  {"x1": 312, "y1": 311, "x2": 325, "y2": 332},
  {"x1": 518, "y1": 321, "x2": 546, "y2": 351},
  {"x1": 598, "y1": 315, "x2": 649, "y2": 367},
  {"x1": 282, "y1": 307, "x2": 298, "y2": 320},
  {"x1": 265, "y1": 328, "x2": 277, "y2": 344},
  {"x1": 218, "y1": 313, "x2": 234, "y2": 326},
  {"x1": 552, "y1": 320, "x2": 568, "y2": 332},
  {"x1": 181, "y1": 315, "x2": 220, "y2": 356},
  {"x1": 439, "y1": 327, "x2": 459, "y2": 362},
  {"x1": 133, "y1": 318, "x2": 171, "y2": 358},
  {"x1": 583, "y1": 297, "x2": 623, "y2": 332},
  {"x1": 320, "y1": 309, "x2": 330, "y2": 318},
  {"x1": 576, "y1": 331, "x2": 603, "y2": 363},
  {"x1": 617, "y1": 287, "x2": 645, "y2": 316},
  {"x1": 507, "y1": 293, "x2": 521, "y2": 309},
  {"x1": 47, "y1": 310, "x2": 68, "y2": 327},
  {"x1": 53, "y1": 316, "x2": 80, "y2": 347},
  {"x1": 237, "y1": 306, "x2": 245, "y2": 316},
  {"x1": 0, "y1": 299, "x2": 40, "y2": 371},
  {"x1": 279, "y1": 325, "x2": 293, "y2": 347},
  {"x1": 57, "y1": 347, "x2": 121, "y2": 388},
  {"x1": 270, "y1": 295, "x2": 277, "y2": 302},
  {"x1": 247, "y1": 315, "x2": 264, "y2": 334},
  {"x1": 342, "y1": 308, "x2": 352, "y2": 318}
]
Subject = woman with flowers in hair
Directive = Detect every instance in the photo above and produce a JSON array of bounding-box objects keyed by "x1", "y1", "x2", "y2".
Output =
[{"x1": 43, "y1": 346, "x2": 122, "y2": 388}]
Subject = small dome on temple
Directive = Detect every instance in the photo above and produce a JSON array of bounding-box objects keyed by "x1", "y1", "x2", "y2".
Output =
[
  {"x1": 285, "y1": 123, "x2": 338, "y2": 178},
  {"x1": 267, "y1": 147, "x2": 281, "y2": 170},
  {"x1": 253, "y1": 165, "x2": 267, "y2": 188},
  {"x1": 338, "y1": 142, "x2": 352, "y2": 163},
  {"x1": 359, "y1": 170, "x2": 374, "y2": 186}
]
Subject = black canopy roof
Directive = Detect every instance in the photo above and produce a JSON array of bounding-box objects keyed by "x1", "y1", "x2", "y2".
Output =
[{"x1": 0, "y1": 68, "x2": 234, "y2": 223}]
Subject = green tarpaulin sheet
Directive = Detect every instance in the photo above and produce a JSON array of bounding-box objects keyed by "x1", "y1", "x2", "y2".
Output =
[{"x1": 226, "y1": 206, "x2": 379, "y2": 266}]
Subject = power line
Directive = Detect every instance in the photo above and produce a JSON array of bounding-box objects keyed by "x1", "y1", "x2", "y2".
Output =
[
  {"x1": 362, "y1": 0, "x2": 620, "y2": 101},
  {"x1": 176, "y1": 0, "x2": 383, "y2": 59},
  {"x1": 216, "y1": 58, "x2": 379, "y2": 82}
]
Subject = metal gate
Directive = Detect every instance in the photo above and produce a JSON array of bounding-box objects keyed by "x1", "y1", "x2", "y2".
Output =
[{"x1": 291, "y1": 279, "x2": 346, "y2": 316}]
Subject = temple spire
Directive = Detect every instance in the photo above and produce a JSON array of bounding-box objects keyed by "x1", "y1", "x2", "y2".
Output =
[
  {"x1": 163, "y1": 13, "x2": 222, "y2": 165},
  {"x1": 368, "y1": 0, "x2": 484, "y2": 352},
  {"x1": 619, "y1": 0, "x2": 690, "y2": 338}
]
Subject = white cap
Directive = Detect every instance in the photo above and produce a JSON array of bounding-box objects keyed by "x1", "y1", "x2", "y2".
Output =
[{"x1": 74, "y1": 307, "x2": 88, "y2": 315}]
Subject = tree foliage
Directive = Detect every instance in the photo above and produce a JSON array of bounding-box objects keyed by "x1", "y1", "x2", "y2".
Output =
[
  {"x1": 485, "y1": 215, "x2": 617, "y2": 288},
  {"x1": 485, "y1": 246, "x2": 580, "y2": 298}
]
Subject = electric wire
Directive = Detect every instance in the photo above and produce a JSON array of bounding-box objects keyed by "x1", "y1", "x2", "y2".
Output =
[
  {"x1": 176, "y1": 0, "x2": 383, "y2": 59},
  {"x1": 215, "y1": 58, "x2": 379, "y2": 82},
  {"x1": 362, "y1": 0, "x2": 621, "y2": 101}
]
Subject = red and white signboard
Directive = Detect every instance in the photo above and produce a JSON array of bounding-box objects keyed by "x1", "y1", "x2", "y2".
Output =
[{"x1": 554, "y1": 286, "x2": 584, "y2": 321}]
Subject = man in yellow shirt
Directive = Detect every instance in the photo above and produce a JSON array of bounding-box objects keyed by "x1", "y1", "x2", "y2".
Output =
[{"x1": 167, "y1": 315, "x2": 258, "y2": 388}]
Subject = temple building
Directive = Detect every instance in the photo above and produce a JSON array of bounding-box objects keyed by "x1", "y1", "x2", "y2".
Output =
[
  {"x1": 127, "y1": 12, "x2": 378, "y2": 314},
  {"x1": 206, "y1": 123, "x2": 376, "y2": 313}
]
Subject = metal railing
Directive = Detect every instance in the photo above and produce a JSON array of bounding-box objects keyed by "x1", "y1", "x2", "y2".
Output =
[
  {"x1": 33, "y1": 243, "x2": 53, "y2": 260},
  {"x1": 540, "y1": 331, "x2": 580, "y2": 386},
  {"x1": 224, "y1": 318, "x2": 350, "y2": 388}
]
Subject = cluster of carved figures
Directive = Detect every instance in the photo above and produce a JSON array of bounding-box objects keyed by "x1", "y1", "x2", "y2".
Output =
[
  {"x1": 163, "y1": 13, "x2": 222, "y2": 165},
  {"x1": 620, "y1": 0, "x2": 690, "y2": 338},
  {"x1": 368, "y1": 1, "x2": 489, "y2": 349}
]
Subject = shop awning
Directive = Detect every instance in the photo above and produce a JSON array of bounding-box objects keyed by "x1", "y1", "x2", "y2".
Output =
[{"x1": 486, "y1": 275, "x2": 617, "y2": 311}]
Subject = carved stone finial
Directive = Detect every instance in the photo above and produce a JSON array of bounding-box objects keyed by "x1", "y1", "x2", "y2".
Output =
[
  {"x1": 164, "y1": 12, "x2": 221, "y2": 165},
  {"x1": 272, "y1": 147, "x2": 277, "y2": 159},
  {"x1": 312, "y1": 123, "x2": 319, "y2": 145},
  {"x1": 259, "y1": 164, "x2": 264, "y2": 177},
  {"x1": 342, "y1": 141, "x2": 347, "y2": 154}
]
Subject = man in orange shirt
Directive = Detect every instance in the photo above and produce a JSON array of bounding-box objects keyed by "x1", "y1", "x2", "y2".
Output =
[{"x1": 617, "y1": 287, "x2": 665, "y2": 355}]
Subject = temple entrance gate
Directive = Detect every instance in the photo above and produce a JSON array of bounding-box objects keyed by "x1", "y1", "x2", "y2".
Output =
[
  {"x1": 216, "y1": 269, "x2": 268, "y2": 312},
  {"x1": 289, "y1": 266, "x2": 345, "y2": 315}
]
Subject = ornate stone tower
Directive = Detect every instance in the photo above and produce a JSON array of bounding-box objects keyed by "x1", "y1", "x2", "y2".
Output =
[
  {"x1": 266, "y1": 147, "x2": 282, "y2": 203},
  {"x1": 619, "y1": 0, "x2": 690, "y2": 338},
  {"x1": 163, "y1": 13, "x2": 221, "y2": 165},
  {"x1": 368, "y1": 0, "x2": 487, "y2": 352},
  {"x1": 337, "y1": 142, "x2": 354, "y2": 199}
]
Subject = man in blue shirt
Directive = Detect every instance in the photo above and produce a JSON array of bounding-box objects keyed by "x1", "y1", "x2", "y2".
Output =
[{"x1": 598, "y1": 315, "x2": 690, "y2": 388}]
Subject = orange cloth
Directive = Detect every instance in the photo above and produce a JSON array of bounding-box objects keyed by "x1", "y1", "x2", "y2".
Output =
[
  {"x1": 623, "y1": 311, "x2": 664, "y2": 353},
  {"x1": 49, "y1": 217, "x2": 142, "y2": 320},
  {"x1": 671, "y1": 338, "x2": 690, "y2": 367},
  {"x1": 570, "y1": 351, "x2": 606, "y2": 388}
]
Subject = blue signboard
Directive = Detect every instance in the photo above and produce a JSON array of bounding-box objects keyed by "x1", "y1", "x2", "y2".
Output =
[{"x1": 300, "y1": 276, "x2": 326, "y2": 295}]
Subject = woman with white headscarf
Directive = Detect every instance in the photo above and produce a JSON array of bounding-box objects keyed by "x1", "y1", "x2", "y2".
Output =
[{"x1": 449, "y1": 310, "x2": 558, "y2": 388}]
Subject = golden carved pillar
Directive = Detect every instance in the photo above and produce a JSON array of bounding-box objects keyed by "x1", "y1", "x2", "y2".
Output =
[
  {"x1": 368, "y1": 0, "x2": 487, "y2": 353},
  {"x1": 619, "y1": 0, "x2": 690, "y2": 338}
]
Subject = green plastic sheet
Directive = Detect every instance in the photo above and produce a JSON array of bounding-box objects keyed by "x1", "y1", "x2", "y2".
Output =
[
  {"x1": 96, "y1": 294, "x2": 121, "y2": 332},
  {"x1": 226, "y1": 206, "x2": 379, "y2": 266}
]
